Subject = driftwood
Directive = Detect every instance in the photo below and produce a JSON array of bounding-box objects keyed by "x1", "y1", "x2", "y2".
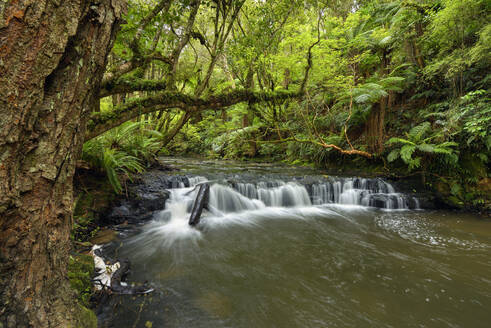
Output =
[
  {"x1": 110, "y1": 259, "x2": 154, "y2": 295},
  {"x1": 91, "y1": 245, "x2": 153, "y2": 295},
  {"x1": 188, "y1": 183, "x2": 210, "y2": 226}
]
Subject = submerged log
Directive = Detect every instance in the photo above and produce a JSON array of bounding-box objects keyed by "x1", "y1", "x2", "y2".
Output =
[{"x1": 189, "y1": 183, "x2": 210, "y2": 226}]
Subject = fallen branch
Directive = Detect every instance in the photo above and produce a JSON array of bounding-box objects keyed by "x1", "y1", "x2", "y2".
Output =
[{"x1": 256, "y1": 137, "x2": 373, "y2": 158}]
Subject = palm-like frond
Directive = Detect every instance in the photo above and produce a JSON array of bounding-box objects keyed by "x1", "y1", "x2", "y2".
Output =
[
  {"x1": 102, "y1": 148, "x2": 144, "y2": 193},
  {"x1": 386, "y1": 122, "x2": 459, "y2": 171},
  {"x1": 408, "y1": 122, "x2": 431, "y2": 142}
]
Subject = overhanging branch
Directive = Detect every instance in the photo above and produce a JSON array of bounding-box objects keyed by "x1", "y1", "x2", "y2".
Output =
[
  {"x1": 86, "y1": 89, "x2": 302, "y2": 140},
  {"x1": 100, "y1": 78, "x2": 167, "y2": 97}
]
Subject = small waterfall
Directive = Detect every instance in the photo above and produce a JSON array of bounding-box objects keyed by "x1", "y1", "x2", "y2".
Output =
[
  {"x1": 189, "y1": 176, "x2": 207, "y2": 186},
  {"x1": 160, "y1": 175, "x2": 417, "y2": 229},
  {"x1": 310, "y1": 177, "x2": 414, "y2": 209},
  {"x1": 209, "y1": 184, "x2": 265, "y2": 213},
  {"x1": 230, "y1": 177, "x2": 415, "y2": 210},
  {"x1": 234, "y1": 182, "x2": 311, "y2": 207},
  {"x1": 132, "y1": 174, "x2": 419, "y2": 250}
]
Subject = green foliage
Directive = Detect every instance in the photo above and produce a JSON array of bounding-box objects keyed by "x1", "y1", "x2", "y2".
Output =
[
  {"x1": 100, "y1": 0, "x2": 490, "y2": 208},
  {"x1": 102, "y1": 148, "x2": 144, "y2": 194},
  {"x1": 456, "y1": 90, "x2": 491, "y2": 147},
  {"x1": 83, "y1": 121, "x2": 160, "y2": 193},
  {"x1": 423, "y1": 0, "x2": 490, "y2": 95},
  {"x1": 211, "y1": 126, "x2": 261, "y2": 159},
  {"x1": 387, "y1": 122, "x2": 459, "y2": 170},
  {"x1": 167, "y1": 123, "x2": 203, "y2": 154}
]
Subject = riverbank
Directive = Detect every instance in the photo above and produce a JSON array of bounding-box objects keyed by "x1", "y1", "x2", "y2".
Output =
[
  {"x1": 73, "y1": 157, "x2": 491, "y2": 328},
  {"x1": 69, "y1": 156, "x2": 489, "y2": 327}
]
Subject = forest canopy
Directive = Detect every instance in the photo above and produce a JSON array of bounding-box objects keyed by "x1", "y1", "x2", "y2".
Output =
[{"x1": 84, "y1": 0, "x2": 490, "y2": 208}]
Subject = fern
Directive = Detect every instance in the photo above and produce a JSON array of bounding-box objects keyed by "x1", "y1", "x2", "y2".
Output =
[
  {"x1": 387, "y1": 137, "x2": 415, "y2": 145},
  {"x1": 417, "y1": 144, "x2": 435, "y2": 153},
  {"x1": 387, "y1": 149, "x2": 400, "y2": 162},
  {"x1": 82, "y1": 120, "x2": 163, "y2": 193},
  {"x1": 408, "y1": 122, "x2": 431, "y2": 142},
  {"x1": 400, "y1": 144, "x2": 416, "y2": 163},
  {"x1": 352, "y1": 82, "x2": 389, "y2": 104},
  {"x1": 102, "y1": 148, "x2": 144, "y2": 194},
  {"x1": 386, "y1": 122, "x2": 459, "y2": 172}
]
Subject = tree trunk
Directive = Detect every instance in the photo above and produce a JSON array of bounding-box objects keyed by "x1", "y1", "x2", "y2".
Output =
[
  {"x1": 365, "y1": 49, "x2": 392, "y2": 154},
  {"x1": 0, "y1": 1, "x2": 124, "y2": 327},
  {"x1": 365, "y1": 96, "x2": 388, "y2": 154}
]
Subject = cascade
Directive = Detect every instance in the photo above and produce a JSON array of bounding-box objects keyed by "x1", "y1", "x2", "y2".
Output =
[
  {"x1": 161, "y1": 175, "x2": 419, "y2": 223},
  {"x1": 99, "y1": 161, "x2": 489, "y2": 328}
]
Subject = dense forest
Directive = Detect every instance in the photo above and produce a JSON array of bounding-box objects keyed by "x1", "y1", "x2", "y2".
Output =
[
  {"x1": 0, "y1": 0, "x2": 489, "y2": 327},
  {"x1": 84, "y1": 0, "x2": 490, "y2": 209}
]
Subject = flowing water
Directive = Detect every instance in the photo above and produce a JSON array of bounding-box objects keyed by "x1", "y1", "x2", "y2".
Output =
[{"x1": 98, "y1": 158, "x2": 491, "y2": 328}]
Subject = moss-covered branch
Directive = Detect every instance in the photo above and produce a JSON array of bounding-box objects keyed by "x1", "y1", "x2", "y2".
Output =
[
  {"x1": 100, "y1": 78, "x2": 167, "y2": 97},
  {"x1": 86, "y1": 89, "x2": 302, "y2": 140}
]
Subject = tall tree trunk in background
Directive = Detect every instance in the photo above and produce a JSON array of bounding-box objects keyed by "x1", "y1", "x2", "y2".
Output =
[
  {"x1": 0, "y1": 1, "x2": 124, "y2": 327},
  {"x1": 242, "y1": 66, "x2": 255, "y2": 128},
  {"x1": 365, "y1": 96, "x2": 388, "y2": 154},
  {"x1": 365, "y1": 50, "x2": 391, "y2": 154}
]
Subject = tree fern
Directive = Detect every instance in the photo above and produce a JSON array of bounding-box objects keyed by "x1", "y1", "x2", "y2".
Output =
[
  {"x1": 408, "y1": 122, "x2": 431, "y2": 142},
  {"x1": 387, "y1": 137, "x2": 415, "y2": 146},
  {"x1": 386, "y1": 122, "x2": 459, "y2": 171},
  {"x1": 400, "y1": 144, "x2": 416, "y2": 163},
  {"x1": 82, "y1": 120, "x2": 162, "y2": 193},
  {"x1": 387, "y1": 149, "x2": 400, "y2": 162}
]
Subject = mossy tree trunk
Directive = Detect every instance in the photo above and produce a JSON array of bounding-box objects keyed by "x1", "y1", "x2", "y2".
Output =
[
  {"x1": 365, "y1": 97, "x2": 387, "y2": 154},
  {"x1": 0, "y1": 1, "x2": 124, "y2": 327},
  {"x1": 365, "y1": 50, "x2": 392, "y2": 154}
]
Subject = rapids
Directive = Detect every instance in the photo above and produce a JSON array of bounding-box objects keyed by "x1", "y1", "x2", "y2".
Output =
[{"x1": 97, "y1": 158, "x2": 490, "y2": 328}]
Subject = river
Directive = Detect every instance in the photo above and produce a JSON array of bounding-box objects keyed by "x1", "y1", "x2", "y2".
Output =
[{"x1": 97, "y1": 158, "x2": 491, "y2": 328}]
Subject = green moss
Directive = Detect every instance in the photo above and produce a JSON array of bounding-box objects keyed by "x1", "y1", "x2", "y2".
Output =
[
  {"x1": 68, "y1": 254, "x2": 94, "y2": 307},
  {"x1": 74, "y1": 192, "x2": 95, "y2": 218},
  {"x1": 74, "y1": 303, "x2": 97, "y2": 328},
  {"x1": 72, "y1": 192, "x2": 97, "y2": 242}
]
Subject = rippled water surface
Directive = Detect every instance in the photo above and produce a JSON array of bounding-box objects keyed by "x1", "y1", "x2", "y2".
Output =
[{"x1": 99, "y1": 158, "x2": 491, "y2": 328}]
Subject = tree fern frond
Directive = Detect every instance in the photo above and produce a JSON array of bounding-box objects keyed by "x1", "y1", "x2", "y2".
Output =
[
  {"x1": 387, "y1": 137, "x2": 415, "y2": 145},
  {"x1": 408, "y1": 122, "x2": 431, "y2": 141},
  {"x1": 400, "y1": 144, "x2": 416, "y2": 163},
  {"x1": 408, "y1": 157, "x2": 421, "y2": 170},
  {"x1": 387, "y1": 149, "x2": 400, "y2": 162},
  {"x1": 417, "y1": 144, "x2": 435, "y2": 153}
]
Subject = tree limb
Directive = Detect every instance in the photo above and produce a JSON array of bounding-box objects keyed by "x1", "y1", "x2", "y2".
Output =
[
  {"x1": 167, "y1": 0, "x2": 201, "y2": 88},
  {"x1": 100, "y1": 78, "x2": 167, "y2": 98},
  {"x1": 301, "y1": 11, "x2": 321, "y2": 92},
  {"x1": 86, "y1": 89, "x2": 301, "y2": 140},
  {"x1": 258, "y1": 137, "x2": 372, "y2": 158},
  {"x1": 102, "y1": 0, "x2": 173, "y2": 85}
]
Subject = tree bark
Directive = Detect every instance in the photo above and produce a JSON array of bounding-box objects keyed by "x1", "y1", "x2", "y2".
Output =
[
  {"x1": 0, "y1": 1, "x2": 124, "y2": 327},
  {"x1": 365, "y1": 99, "x2": 386, "y2": 154}
]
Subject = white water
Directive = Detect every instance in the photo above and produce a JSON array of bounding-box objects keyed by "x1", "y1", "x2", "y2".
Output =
[
  {"x1": 129, "y1": 176, "x2": 420, "y2": 253},
  {"x1": 310, "y1": 177, "x2": 417, "y2": 210}
]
